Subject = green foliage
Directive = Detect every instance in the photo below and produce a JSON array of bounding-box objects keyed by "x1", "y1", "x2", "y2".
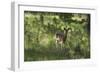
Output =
[{"x1": 24, "y1": 11, "x2": 90, "y2": 61}]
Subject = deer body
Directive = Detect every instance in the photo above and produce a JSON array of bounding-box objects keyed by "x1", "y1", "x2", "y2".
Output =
[{"x1": 55, "y1": 28, "x2": 71, "y2": 47}]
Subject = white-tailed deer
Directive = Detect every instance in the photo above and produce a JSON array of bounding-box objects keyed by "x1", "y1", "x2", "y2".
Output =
[{"x1": 55, "y1": 28, "x2": 71, "y2": 48}]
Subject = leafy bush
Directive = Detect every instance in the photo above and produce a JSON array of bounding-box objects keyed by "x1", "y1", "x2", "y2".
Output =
[{"x1": 24, "y1": 11, "x2": 90, "y2": 61}]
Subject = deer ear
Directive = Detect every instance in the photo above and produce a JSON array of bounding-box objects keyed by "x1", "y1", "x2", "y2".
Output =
[
  {"x1": 61, "y1": 26, "x2": 65, "y2": 30},
  {"x1": 64, "y1": 27, "x2": 66, "y2": 30}
]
